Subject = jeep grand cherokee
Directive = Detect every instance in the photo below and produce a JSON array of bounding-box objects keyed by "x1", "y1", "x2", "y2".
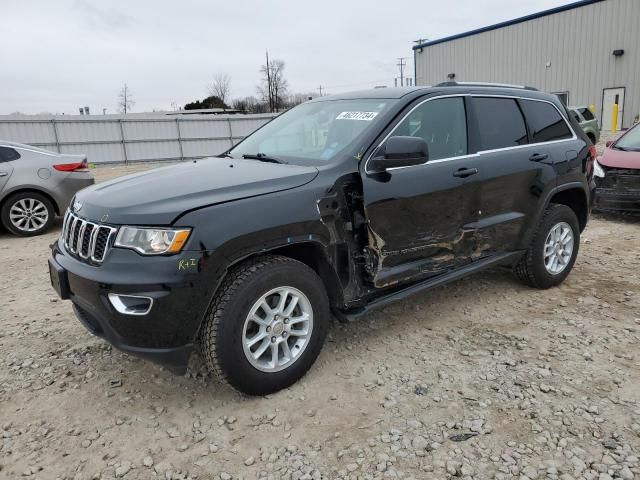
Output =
[{"x1": 49, "y1": 83, "x2": 596, "y2": 395}]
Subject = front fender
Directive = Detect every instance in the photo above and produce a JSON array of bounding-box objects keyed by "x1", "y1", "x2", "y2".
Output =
[{"x1": 175, "y1": 185, "x2": 336, "y2": 340}]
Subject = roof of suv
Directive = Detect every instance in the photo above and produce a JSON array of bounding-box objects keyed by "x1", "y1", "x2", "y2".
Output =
[{"x1": 312, "y1": 83, "x2": 559, "y2": 104}]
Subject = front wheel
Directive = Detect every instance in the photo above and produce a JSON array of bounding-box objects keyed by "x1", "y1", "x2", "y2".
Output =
[
  {"x1": 199, "y1": 255, "x2": 330, "y2": 395},
  {"x1": 514, "y1": 204, "x2": 580, "y2": 289}
]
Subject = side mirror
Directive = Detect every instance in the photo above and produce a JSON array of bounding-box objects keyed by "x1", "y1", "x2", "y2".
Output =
[
  {"x1": 369, "y1": 136, "x2": 429, "y2": 171},
  {"x1": 605, "y1": 140, "x2": 613, "y2": 148}
]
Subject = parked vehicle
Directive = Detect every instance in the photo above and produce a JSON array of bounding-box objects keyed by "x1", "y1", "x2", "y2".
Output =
[
  {"x1": 593, "y1": 122, "x2": 640, "y2": 212},
  {"x1": 0, "y1": 141, "x2": 94, "y2": 236},
  {"x1": 48, "y1": 83, "x2": 595, "y2": 395},
  {"x1": 569, "y1": 106, "x2": 600, "y2": 144}
]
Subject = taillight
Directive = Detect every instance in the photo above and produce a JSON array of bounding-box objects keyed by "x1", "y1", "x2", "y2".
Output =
[
  {"x1": 586, "y1": 145, "x2": 597, "y2": 177},
  {"x1": 53, "y1": 159, "x2": 89, "y2": 172}
]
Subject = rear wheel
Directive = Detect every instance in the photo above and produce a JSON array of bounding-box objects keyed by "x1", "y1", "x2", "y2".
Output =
[
  {"x1": 1, "y1": 192, "x2": 55, "y2": 236},
  {"x1": 199, "y1": 255, "x2": 330, "y2": 395},
  {"x1": 514, "y1": 204, "x2": 580, "y2": 289},
  {"x1": 587, "y1": 132, "x2": 596, "y2": 144}
]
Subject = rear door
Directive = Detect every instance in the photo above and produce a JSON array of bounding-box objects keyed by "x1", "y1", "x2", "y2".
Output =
[
  {"x1": 361, "y1": 95, "x2": 480, "y2": 288},
  {"x1": 465, "y1": 96, "x2": 564, "y2": 254},
  {"x1": 0, "y1": 147, "x2": 17, "y2": 193}
]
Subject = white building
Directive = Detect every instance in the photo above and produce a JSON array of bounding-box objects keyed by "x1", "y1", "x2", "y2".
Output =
[{"x1": 413, "y1": 0, "x2": 640, "y2": 130}]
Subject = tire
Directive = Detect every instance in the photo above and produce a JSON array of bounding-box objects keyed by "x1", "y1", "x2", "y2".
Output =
[
  {"x1": 1, "y1": 191, "x2": 55, "y2": 237},
  {"x1": 587, "y1": 133, "x2": 596, "y2": 144},
  {"x1": 199, "y1": 255, "x2": 330, "y2": 395},
  {"x1": 514, "y1": 204, "x2": 580, "y2": 289}
]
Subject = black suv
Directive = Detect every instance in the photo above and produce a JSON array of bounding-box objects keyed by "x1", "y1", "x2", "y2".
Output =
[{"x1": 49, "y1": 83, "x2": 596, "y2": 395}]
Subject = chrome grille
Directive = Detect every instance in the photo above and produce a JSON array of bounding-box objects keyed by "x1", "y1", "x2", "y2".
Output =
[{"x1": 62, "y1": 210, "x2": 117, "y2": 263}]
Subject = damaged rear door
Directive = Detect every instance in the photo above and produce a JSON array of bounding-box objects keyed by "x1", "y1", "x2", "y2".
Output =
[{"x1": 361, "y1": 95, "x2": 480, "y2": 288}]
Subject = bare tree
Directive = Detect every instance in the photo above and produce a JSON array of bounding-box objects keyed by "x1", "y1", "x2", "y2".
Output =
[
  {"x1": 257, "y1": 52, "x2": 288, "y2": 112},
  {"x1": 118, "y1": 83, "x2": 135, "y2": 114},
  {"x1": 231, "y1": 96, "x2": 264, "y2": 113},
  {"x1": 288, "y1": 92, "x2": 317, "y2": 107},
  {"x1": 207, "y1": 73, "x2": 231, "y2": 108}
]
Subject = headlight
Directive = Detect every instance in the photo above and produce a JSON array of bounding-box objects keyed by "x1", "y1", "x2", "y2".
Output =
[
  {"x1": 114, "y1": 227, "x2": 191, "y2": 255},
  {"x1": 593, "y1": 159, "x2": 606, "y2": 178}
]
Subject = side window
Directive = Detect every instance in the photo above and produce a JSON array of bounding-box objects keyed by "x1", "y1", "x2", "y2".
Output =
[
  {"x1": 472, "y1": 97, "x2": 528, "y2": 150},
  {"x1": 520, "y1": 100, "x2": 573, "y2": 143},
  {"x1": 570, "y1": 110, "x2": 581, "y2": 123},
  {"x1": 392, "y1": 97, "x2": 467, "y2": 161},
  {"x1": 0, "y1": 147, "x2": 21, "y2": 162},
  {"x1": 578, "y1": 107, "x2": 595, "y2": 121}
]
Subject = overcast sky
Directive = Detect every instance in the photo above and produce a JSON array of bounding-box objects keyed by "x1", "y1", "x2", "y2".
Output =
[{"x1": 1, "y1": 0, "x2": 572, "y2": 115}]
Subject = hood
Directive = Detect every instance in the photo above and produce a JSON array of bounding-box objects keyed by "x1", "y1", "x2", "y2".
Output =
[
  {"x1": 74, "y1": 158, "x2": 319, "y2": 225},
  {"x1": 599, "y1": 147, "x2": 640, "y2": 170}
]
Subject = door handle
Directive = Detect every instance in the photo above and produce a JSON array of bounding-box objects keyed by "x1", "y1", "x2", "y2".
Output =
[
  {"x1": 529, "y1": 153, "x2": 549, "y2": 162},
  {"x1": 452, "y1": 167, "x2": 478, "y2": 178},
  {"x1": 0, "y1": 172, "x2": 8, "y2": 177}
]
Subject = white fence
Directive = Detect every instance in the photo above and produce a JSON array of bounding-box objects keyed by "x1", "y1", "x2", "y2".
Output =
[{"x1": 0, "y1": 113, "x2": 276, "y2": 164}]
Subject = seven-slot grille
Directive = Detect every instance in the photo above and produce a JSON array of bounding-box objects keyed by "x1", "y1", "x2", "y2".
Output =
[{"x1": 62, "y1": 210, "x2": 117, "y2": 263}]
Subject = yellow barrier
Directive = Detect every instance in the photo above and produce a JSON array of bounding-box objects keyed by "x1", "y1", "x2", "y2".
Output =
[{"x1": 611, "y1": 103, "x2": 619, "y2": 133}]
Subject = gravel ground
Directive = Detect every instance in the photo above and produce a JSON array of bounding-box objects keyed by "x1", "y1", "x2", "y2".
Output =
[{"x1": 1, "y1": 159, "x2": 639, "y2": 480}]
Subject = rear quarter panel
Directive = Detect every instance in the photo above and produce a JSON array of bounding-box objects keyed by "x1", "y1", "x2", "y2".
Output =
[{"x1": 1, "y1": 150, "x2": 93, "y2": 213}]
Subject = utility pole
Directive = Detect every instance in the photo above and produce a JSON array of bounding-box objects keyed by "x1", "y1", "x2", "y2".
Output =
[
  {"x1": 397, "y1": 57, "x2": 406, "y2": 87},
  {"x1": 318, "y1": 85, "x2": 324, "y2": 96},
  {"x1": 265, "y1": 50, "x2": 273, "y2": 112}
]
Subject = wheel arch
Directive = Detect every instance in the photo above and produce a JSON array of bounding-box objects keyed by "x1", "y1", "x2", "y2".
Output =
[
  {"x1": 226, "y1": 241, "x2": 345, "y2": 309},
  {"x1": 547, "y1": 185, "x2": 588, "y2": 232},
  {"x1": 0, "y1": 187, "x2": 61, "y2": 215}
]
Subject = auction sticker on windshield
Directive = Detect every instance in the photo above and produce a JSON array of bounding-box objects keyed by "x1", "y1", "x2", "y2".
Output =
[{"x1": 336, "y1": 111, "x2": 379, "y2": 121}]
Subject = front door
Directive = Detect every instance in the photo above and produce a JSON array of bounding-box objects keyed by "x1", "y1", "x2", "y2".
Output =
[
  {"x1": 361, "y1": 96, "x2": 480, "y2": 288},
  {"x1": 602, "y1": 87, "x2": 625, "y2": 131}
]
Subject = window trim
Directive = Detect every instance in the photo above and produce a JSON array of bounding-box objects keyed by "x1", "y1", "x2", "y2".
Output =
[{"x1": 364, "y1": 93, "x2": 576, "y2": 174}]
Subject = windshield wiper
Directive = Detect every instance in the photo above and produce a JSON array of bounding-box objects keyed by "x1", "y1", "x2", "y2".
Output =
[{"x1": 242, "y1": 153, "x2": 287, "y2": 164}]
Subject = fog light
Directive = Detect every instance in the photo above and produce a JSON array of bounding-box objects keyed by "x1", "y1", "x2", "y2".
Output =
[{"x1": 108, "y1": 293, "x2": 153, "y2": 316}]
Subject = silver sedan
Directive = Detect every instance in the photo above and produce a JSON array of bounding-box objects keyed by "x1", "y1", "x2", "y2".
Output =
[{"x1": 0, "y1": 140, "x2": 94, "y2": 236}]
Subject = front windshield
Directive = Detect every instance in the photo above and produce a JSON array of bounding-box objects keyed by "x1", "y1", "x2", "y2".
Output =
[
  {"x1": 229, "y1": 99, "x2": 395, "y2": 165},
  {"x1": 615, "y1": 124, "x2": 640, "y2": 151}
]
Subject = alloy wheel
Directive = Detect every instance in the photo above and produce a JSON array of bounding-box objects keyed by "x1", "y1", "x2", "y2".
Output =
[
  {"x1": 9, "y1": 198, "x2": 49, "y2": 233},
  {"x1": 543, "y1": 221, "x2": 574, "y2": 275},
  {"x1": 242, "y1": 286, "x2": 314, "y2": 373}
]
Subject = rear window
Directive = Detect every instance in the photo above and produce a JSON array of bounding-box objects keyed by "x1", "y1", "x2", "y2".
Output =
[
  {"x1": 578, "y1": 107, "x2": 595, "y2": 121},
  {"x1": 570, "y1": 110, "x2": 581, "y2": 123},
  {"x1": 520, "y1": 100, "x2": 573, "y2": 143},
  {"x1": 473, "y1": 97, "x2": 528, "y2": 150},
  {"x1": 0, "y1": 147, "x2": 21, "y2": 162}
]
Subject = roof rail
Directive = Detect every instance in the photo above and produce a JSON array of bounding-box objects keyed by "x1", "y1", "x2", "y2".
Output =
[{"x1": 434, "y1": 81, "x2": 539, "y2": 91}]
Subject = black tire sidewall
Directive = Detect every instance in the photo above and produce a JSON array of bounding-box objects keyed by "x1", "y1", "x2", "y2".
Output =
[
  {"x1": 1, "y1": 192, "x2": 55, "y2": 237},
  {"x1": 529, "y1": 205, "x2": 580, "y2": 288},
  {"x1": 213, "y1": 261, "x2": 329, "y2": 395}
]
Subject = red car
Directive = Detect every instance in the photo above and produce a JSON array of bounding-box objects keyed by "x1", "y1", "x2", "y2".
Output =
[{"x1": 594, "y1": 123, "x2": 640, "y2": 212}]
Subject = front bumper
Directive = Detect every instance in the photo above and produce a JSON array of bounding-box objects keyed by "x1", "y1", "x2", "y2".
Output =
[
  {"x1": 594, "y1": 188, "x2": 640, "y2": 212},
  {"x1": 49, "y1": 239, "x2": 212, "y2": 374}
]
